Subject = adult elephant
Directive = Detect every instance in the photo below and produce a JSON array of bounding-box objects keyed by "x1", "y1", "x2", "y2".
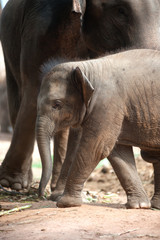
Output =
[
  {"x1": 1, "y1": 0, "x2": 160, "y2": 192},
  {"x1": 0, "y1": 0, "x2": 88, "y2": 191},
  {"x1": 82, "y1": 0, "x2": 160, "y2": 53}
]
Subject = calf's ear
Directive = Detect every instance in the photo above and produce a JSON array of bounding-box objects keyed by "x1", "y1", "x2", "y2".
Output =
[
  {"x1": 72, "y1": 67, "x2": 94, "y2": 107},
  {"x1": 72, "y1": 0, "x2": 86, "y2": 14}
]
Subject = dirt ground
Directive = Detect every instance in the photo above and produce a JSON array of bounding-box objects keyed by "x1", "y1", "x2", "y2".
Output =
[{"x1": 0, "y1": 133, "x2": 160, "y2": 240}]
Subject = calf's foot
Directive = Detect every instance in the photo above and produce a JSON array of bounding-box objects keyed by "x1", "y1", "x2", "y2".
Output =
[
  {"x1": 56, "y1": 193, "x2": 82, "y2": 208},
  {"x1": 151, "y1": 195, "x2": 160, "y2": 209},
  {"x1": 0, "y1": 165, "x2": 33, "y2": 190},
  {"x1": 50, "y1": 178, "x2": 67, "y2": 201},
  {"x1": 126, "y1": 194, "x2": 151, "y2": 209},
  {"x1": 50, "y1": 189, "x2": 64, "y2": 201}
]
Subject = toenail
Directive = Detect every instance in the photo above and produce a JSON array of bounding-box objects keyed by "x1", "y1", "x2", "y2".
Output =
[
  {"x1": 11, "y1": 183, "x2": 22, "y2": 190},
  {"x1": 0, "y1": 179, "x2": 10, "y2": 187},
  {"x1": 23, "y1": 180, "x2": 28, "y2": 188},
  {"x1": 140, "y1": 202, "x2": 151, "y2": 209}
]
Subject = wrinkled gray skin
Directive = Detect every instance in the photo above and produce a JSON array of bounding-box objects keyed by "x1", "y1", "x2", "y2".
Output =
[
  {"x1": 1, "y1": 0, "x2": 160, "y2": 192},
  {"x1": 0, "y1": 80, "x2": 10, "y2": 132},
  {"x1": 37, "y1": 49, "x2": 160, "y2": 209}
]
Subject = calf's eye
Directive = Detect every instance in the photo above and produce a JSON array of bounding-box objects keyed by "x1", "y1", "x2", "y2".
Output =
[
  {"x1": 52, "y1": 100, "x2": 63, "y2": 110},
  {"x1": 117, "y1": 6, "x2": 128, "y2": 18}
]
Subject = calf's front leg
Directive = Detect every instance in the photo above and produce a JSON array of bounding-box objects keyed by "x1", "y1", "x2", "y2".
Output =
[{"x1": 56, "y1": 127, "x2": 104, "y2": 208}]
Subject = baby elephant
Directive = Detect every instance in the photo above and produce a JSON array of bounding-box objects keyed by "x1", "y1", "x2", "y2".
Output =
[{"x1": 37, "y1": 49, "x2": 160, "y2": 209}]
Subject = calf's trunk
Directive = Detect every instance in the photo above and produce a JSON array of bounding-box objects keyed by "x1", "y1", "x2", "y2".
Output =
[{"x1": 36, "y1": 116, "x2": 54, "y2": 196}]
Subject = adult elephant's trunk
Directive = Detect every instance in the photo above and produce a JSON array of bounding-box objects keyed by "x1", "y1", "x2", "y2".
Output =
[{"x1": 36, "y1": 116, "x2": 54, "y2": 196}]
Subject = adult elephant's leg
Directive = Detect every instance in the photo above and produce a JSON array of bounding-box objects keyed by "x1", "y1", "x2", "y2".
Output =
[
  {"x1": 4, "y1": 57, "x2": 20, "y2": 128},
  {"x1": 51, "y1": 128, "x2": 70, "y2": 191},
  {"x1": 0, "y1": 87, "x2": 36, "y2": 190},
  {"x1": 0, "y1": 59, "x2": 33, "y2": 189},
  {"x1": 51, "y1": 127, "x2": 82, "y2": 200},
  {"x1": 141, "y1": 151, "x2": 160, "y2": 209},
  {"x1": 108, "y1": 145, "x2": 150, "y2": 209}
]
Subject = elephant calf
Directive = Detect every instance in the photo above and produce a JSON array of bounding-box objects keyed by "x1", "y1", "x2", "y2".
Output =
[{"x1": 37, "y1": 49, "x2": 160, "y2": 209}]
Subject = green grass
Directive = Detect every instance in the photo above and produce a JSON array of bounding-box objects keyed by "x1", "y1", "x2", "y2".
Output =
[
  {"x1": 32, "y1": 161, "x2": 42, "y2": 169},
  {"x1": 96, "y1": 158, "x2": 110, "y2": 169},
  {"x1": 32, "y1": 155, "x2": 54, "y2": 169}
]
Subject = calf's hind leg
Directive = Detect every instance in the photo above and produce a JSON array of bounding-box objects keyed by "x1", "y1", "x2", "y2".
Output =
[
  {"x1": 108, "y1": 145, "x2": 150, "y2": 209},
  {"x1": 141, "y1": 150, "x2": 160, "y2": 209}
]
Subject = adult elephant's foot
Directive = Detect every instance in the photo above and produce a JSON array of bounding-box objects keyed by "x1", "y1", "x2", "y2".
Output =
[
  {"x1": 56, "y1": 194, "x2": 82, "y2": 208},
  {"x1": 151, "y1": 195, "x2": 160, "y2": 209},
  {"x1": 126, "y1": 194, "x2": 151, "y2": 209},
  {"x1": 0, "y1": 165, "x2": 33, "y2": 190}
]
